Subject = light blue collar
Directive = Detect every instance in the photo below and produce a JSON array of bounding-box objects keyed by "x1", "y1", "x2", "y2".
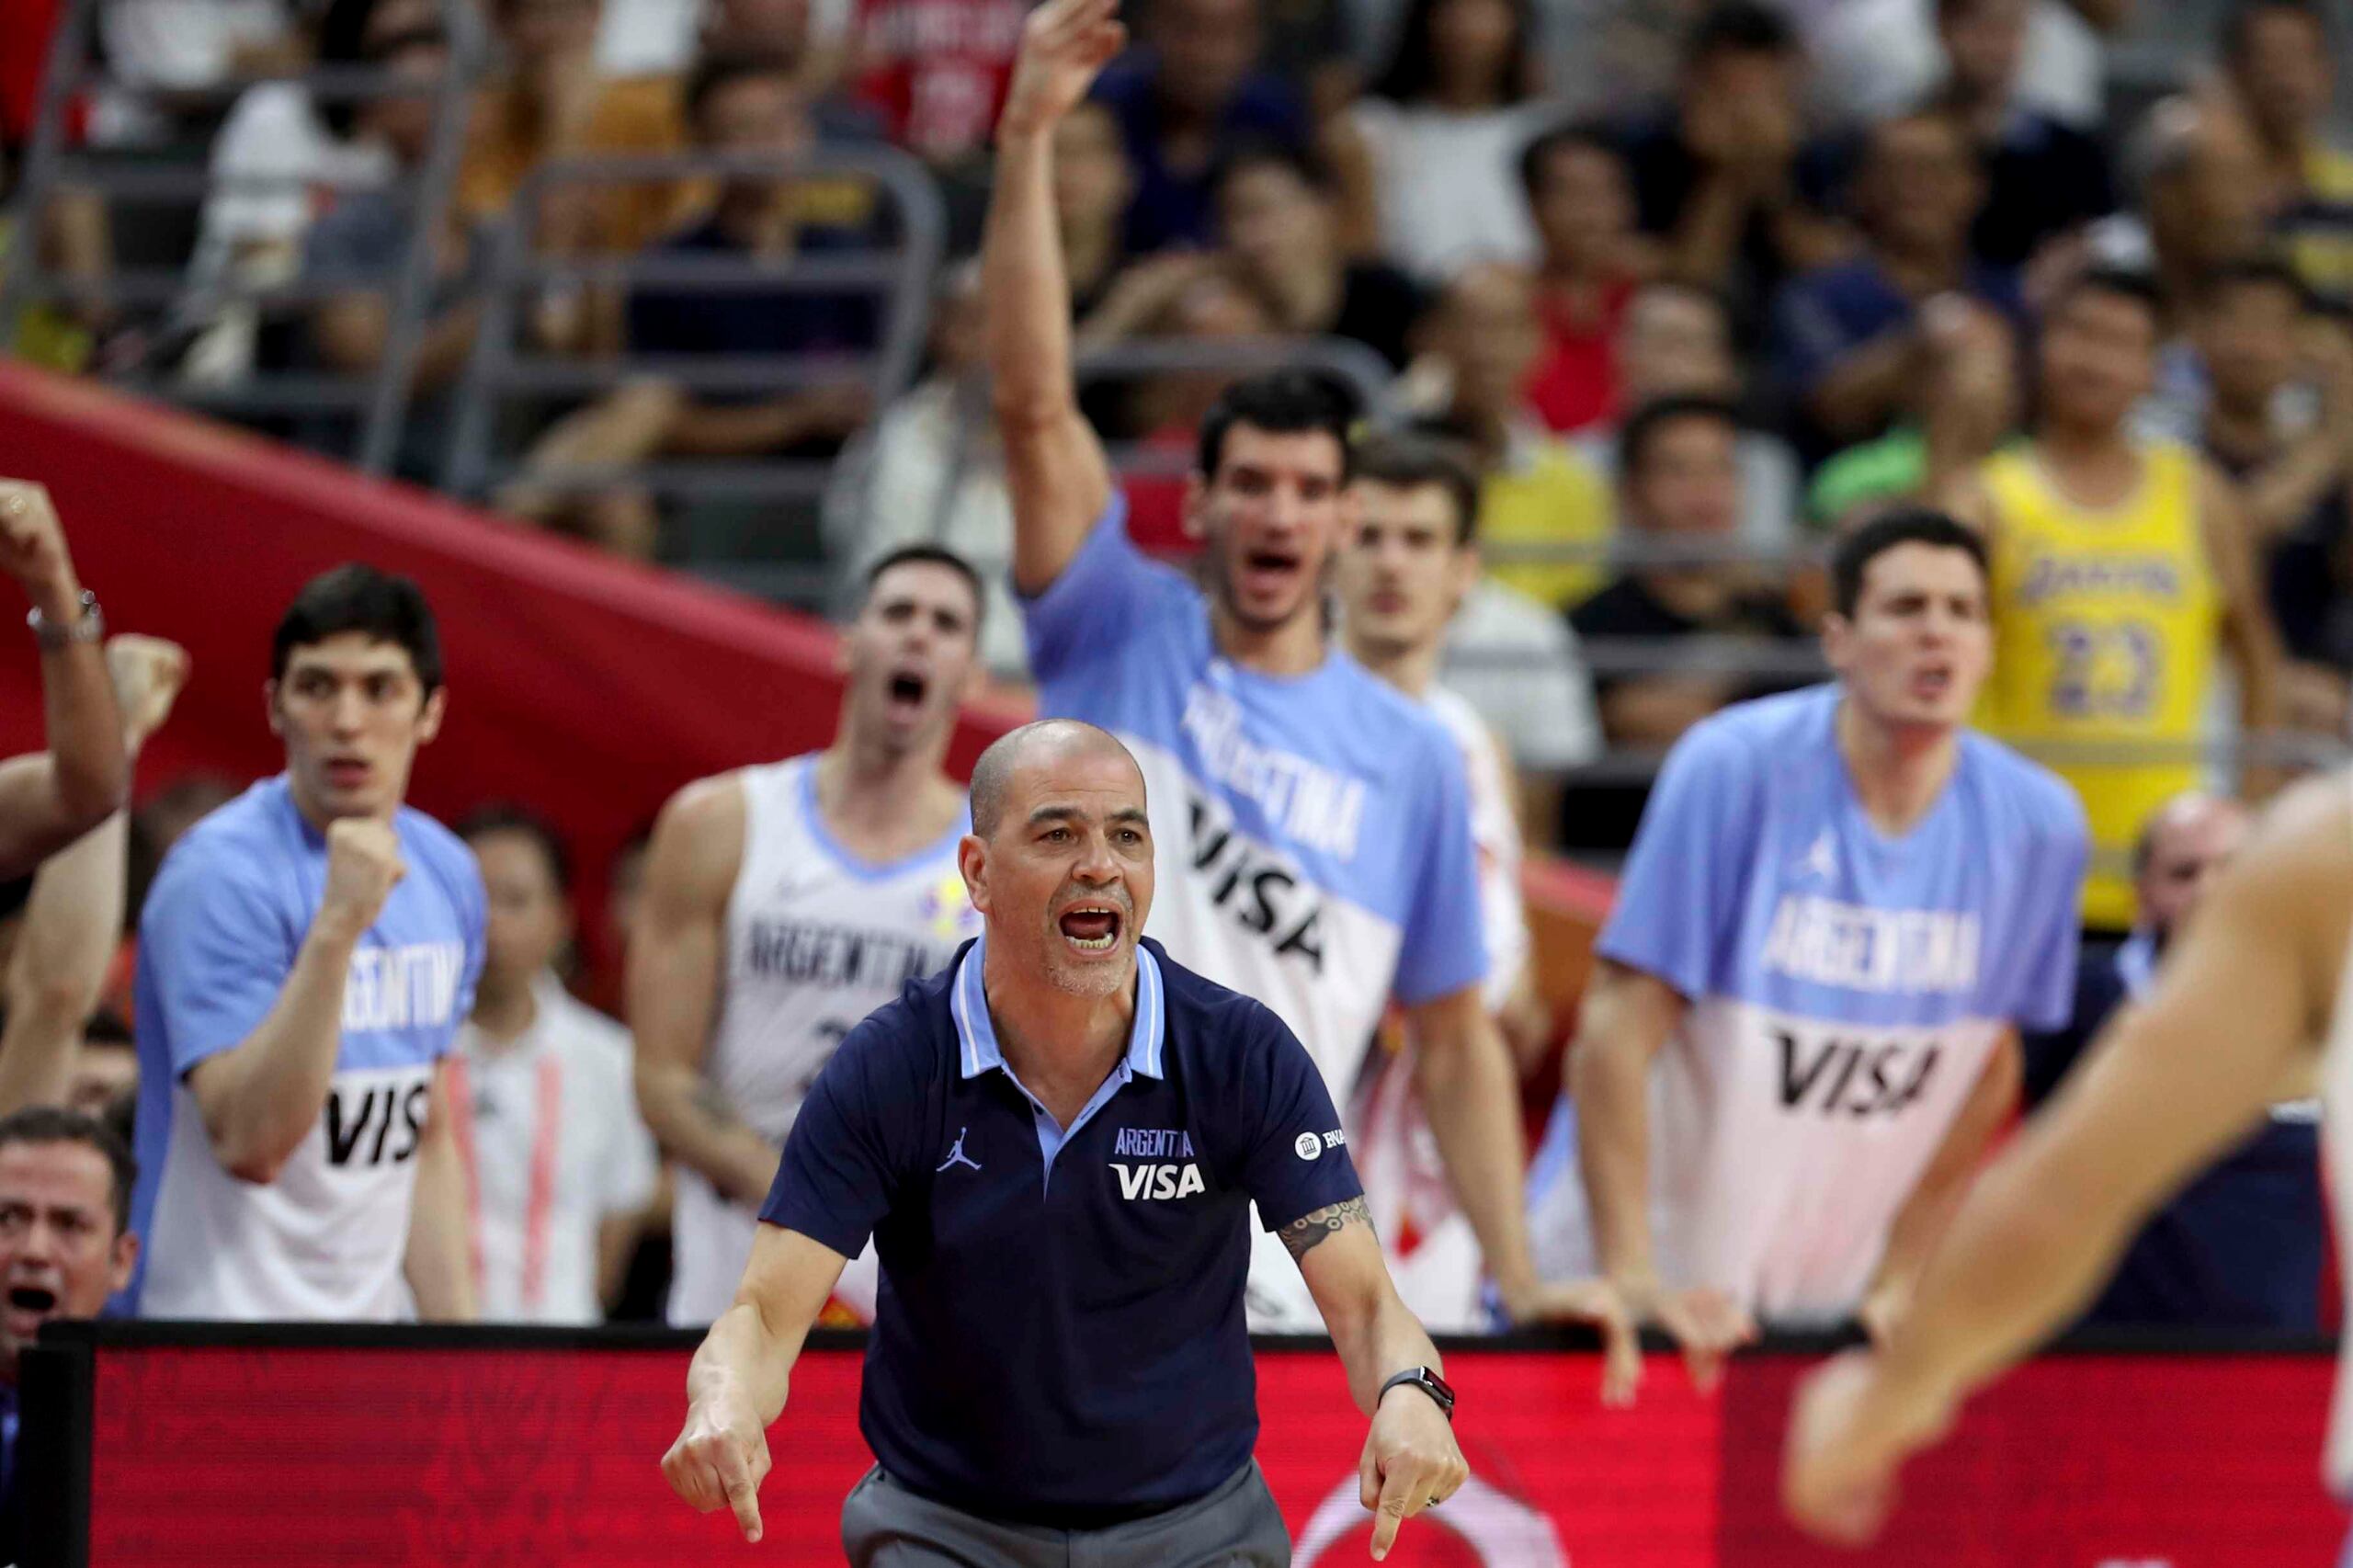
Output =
[{"x1": 950, "y1": 935, "x2": 1166, "y2": 1083}]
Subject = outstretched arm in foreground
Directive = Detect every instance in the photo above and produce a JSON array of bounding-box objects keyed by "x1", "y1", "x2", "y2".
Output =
[{"x1": 1783, "y1": 776, "x2": 2349, "y2": 1545}]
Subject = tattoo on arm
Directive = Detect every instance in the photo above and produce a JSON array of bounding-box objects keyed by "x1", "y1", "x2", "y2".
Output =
[{"x1": 1278, "y1": 1197, "x2": 1373, "y2": 1262}]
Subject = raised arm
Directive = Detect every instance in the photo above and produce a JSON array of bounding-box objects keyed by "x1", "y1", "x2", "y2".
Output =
[
  {"x1": 0, "y1": 634, "x2": 188, "y2": 1117},
  {"x1": 629, "y1": 777, "x2": 781, "y2": 1207},
  {"x1": 1285, "y1": 1200, "x2": 1468, "y2": 1563},
  {"x1": 663, "y1": 1224, "x2": 850, "y2": 1543},
  {"x1": 1784, "y1": 775, "x2": 2348, "y2": 1546},
  {"x1": 183, "y1": 817, "x2": 405, "y2": 1183},
  {"x1": 0, "y1": 481, "x2": 128, "y2": 878},
  {"x1": 984, "y1": 0, "x2": 1121, "y2": 596}
]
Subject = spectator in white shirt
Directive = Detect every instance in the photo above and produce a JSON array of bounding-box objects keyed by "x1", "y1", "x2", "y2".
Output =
[
  {"x1": 452, "y1": 804, "x2": 657, "y2": 1324},
  {"x1": 1336, "y1": 0, "x2": 1557, "y2": 279}
]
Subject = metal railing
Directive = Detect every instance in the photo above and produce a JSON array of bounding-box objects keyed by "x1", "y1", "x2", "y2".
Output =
[
  {"x1": 1, "y1": 0, "x2": 491, "y2": 475},
  {"x1": 440, "y1": 146, "x2": 948, "y2": 499}
]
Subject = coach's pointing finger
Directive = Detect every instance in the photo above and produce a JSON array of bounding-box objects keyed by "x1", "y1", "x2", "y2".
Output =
[{"x1": 719, "y1": 1446, "x2": 766, "y2": 1543}]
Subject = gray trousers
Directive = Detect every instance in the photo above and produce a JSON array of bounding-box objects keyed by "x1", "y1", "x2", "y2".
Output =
[{"x1": 840, "y1": 1460, "x2": 1290, "y2": 1567}]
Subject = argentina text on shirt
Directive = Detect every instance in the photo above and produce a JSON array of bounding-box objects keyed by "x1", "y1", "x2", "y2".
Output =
[
  {"x1": 1760, "y1": 894, "x2": 1983, "y2": 995},
  {"x1": 340, "y1": 943, "x2": 468, "y2": 1032},
  {"x1": 1178, "y1": 681, "x2": 1368, "y2": 861}
]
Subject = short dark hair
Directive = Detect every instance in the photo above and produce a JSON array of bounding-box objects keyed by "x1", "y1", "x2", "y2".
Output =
[
  {"x1": 1212, "y1": 139, "x2": 1338, "y2": 202},
  {"x1": 2044, "y1": 263, "x2": 2166, "y2": 332},
  {"x1": 684, "y1": 48, "x2": 798, "y2": 132},
  {"x1": 2200, "y1": 254, "x2": 2313, "y2": 312},
  {"x1": 457, "y1": 801, "x2": 574, "y2": 894},
  {"x1": 1618, "y1": 393, "x2": 1743, "y2": 480},
  {"x1": 861, "y1": 544, "x2": 985, "y2": 631},
  {"x1": 1198, "y1": 369, "x2": 1360, "y2": 484},
  {"x1": 1351, "y1": 433, "x2": 1483, "y2": 546},
  {"x1": 1518, "y1": 120, "x2": 1623, "y2": 203},
  {"x1": 1684, "y1": 0, "x2": 1798, "y2": 68},
  {"x1": 271, "y1": 563, "x2": 445, "y2": 695},
  {"x1": 1830, "y1": 507, "x2": 1990, "y2": 618},
  {"x1": 2222, "y1": 0, "x2": 2327, "y2": 62},
  {"x1": 0, "y1": 1106, "x2": 135, "y2": 1236}
]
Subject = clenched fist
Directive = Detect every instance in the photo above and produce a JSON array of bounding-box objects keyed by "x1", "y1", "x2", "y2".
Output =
[
  {"x1": 999, "y1": 0, "x2": 1129, "y2": 139},
  {"x1": 106, "y1": 634, "x2": 190, "y2": 751},
  {"x1": 321, "y1": 817, "x2": 404, "y2": 938},
  {"x1": 664, "y1": 1397, "x2": 773, "y2": 1542},
  {"x1": 0, "y1": 480, "x2": 81, "y2": 615}
]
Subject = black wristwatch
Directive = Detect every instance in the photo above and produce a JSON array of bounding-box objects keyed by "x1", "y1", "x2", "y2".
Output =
[{"x1": 1379, "y1": 1366, "x2": 1457, "y2": 1423}]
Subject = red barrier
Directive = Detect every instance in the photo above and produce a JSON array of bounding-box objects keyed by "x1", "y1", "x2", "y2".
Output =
[
  {"x1": 0, "y1": 362, "x2": 1029, "y2": 926},
  {"x1": 65, "y1": 1330, "x2": 2347, "y2": 1566}
]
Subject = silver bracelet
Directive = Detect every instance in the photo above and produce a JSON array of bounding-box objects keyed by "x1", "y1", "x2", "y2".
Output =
[{"x1": 27, "y1": 590, "x2": 102, "y2": 651}]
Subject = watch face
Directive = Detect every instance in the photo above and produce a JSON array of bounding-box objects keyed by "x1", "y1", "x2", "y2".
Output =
[{"x1": 1424, "y1": 1369, "x2": 1457, "y2": 1409}]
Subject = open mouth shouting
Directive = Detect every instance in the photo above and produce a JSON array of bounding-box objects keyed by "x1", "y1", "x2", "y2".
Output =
[
  {"x1": 884, "y1": 667, "x2": 929, "y2": 722},
  {"x1": 4, "y1": 1281, "x2": 59, "y2": 1337},
  {"x1": 1055, "y1": 899, "x2": 1125, "y2": 955},
  {"x1": 1909, "y1": 661, "x2": 1954, "y2": 705},
  {"x1": 1235, "y1": 547, "x2": 1304, "y2": 607}
]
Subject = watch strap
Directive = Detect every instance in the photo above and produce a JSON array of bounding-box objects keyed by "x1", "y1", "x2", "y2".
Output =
[{"x1": 1379, "y1": 1367, "x2": 1456, "y2": 1421}]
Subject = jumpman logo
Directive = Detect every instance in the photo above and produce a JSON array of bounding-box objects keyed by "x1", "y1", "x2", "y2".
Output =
[
  {"x1": 937, "y1": 1127, "x2": 982, "y2": 1173},
  {"x1": 1795, "y1": 829, "x2": 1838, "y2": 884}
]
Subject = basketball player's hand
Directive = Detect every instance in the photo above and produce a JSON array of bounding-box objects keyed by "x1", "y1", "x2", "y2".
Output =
[
  {"x1": 320, "y1": 818, "x2": 405, "y2": 937},
  {"x1": 1000, "y1": 0, "x2": 1127, "y2": 139},
  {"x1": 1618, "y1": 1278, "x2": 1756, "y2": 1394},
  {"x1": 0, "y1": 480, "x2": 81, "y2": 616},
  {"x1": 1359, "y1": 1383, "x2": 1468, "y2": 1562},
  {"x1": 1782, "y1": 1349, "x2": 1955, "y2": 1546},
  {"x1": 664, "y1": 1395, "x2": 773, "y2": 1542},
  {"x1": 1498, "y1": 1278, "x2": 1642, "y2": 1407},
  {"x1": 105, "y1": 634, "x2": 189, "y2": 752}
]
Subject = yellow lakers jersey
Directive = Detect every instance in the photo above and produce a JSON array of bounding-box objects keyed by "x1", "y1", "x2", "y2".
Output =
[{"x1": 1977, "y1": 441, "x2": 2219, "y2": 931}]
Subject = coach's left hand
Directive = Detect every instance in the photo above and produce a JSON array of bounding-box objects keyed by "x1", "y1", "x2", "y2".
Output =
[{"x1": 1359, "y1": 1381, "x2": 1468, "y2": 1561}]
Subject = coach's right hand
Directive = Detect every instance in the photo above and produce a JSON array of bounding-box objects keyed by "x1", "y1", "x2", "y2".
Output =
[
  {"x1": 664, "y1": 1395, "x2": 773, "y2": 1542},
  {"x1": 321, "y1": 818, "x2": 404, "y2": 937},
  {"x1": 1612, "y1": 1277, "x2": 1756, "y2": 1398},
  {"x1": 999, "y1": 0, "x2": 1127, "y2": 138}
]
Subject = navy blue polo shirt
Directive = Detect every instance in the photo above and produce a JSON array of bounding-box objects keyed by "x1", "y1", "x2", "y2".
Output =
[{"x1": 762, "y1": 936, "x2": 1361, "y2": 1525}]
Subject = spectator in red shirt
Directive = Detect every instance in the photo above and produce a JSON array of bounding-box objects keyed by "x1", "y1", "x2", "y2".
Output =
[
  {"x1": 1521, "y1": 122, "x2": 1656, "y2": 434},
  {"x1": 851, "y1": 0, "x2": 1029, "y2": 165}
]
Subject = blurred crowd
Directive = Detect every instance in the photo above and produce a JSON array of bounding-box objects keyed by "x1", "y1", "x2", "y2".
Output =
[{"x1": 8, "y1": 0, "x2": 2353, "y2": 868}]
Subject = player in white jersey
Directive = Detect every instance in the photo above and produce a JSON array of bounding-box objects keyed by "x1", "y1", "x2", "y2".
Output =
[
  {"x1": 1334, "y1": 434, "x2": 1554, "y2": 1334},
  {"x1": 633, "y1": 546, "x2": 985, "y2": 1326},
  {"x1": 983, "y1": 0, "x2": 1618, "y2": 1341},
  {"x1": 1551, "y1": 508, "x2": 2088, "y2": 1397},
  {"x1": 452, "y1": 805, "x2": 657, "y2": 1324},
  {"x1": 1782, "y1": 770, "x2": 2353, "y2": 1548}
]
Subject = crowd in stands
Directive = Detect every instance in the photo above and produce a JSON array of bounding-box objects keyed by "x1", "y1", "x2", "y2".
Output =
[
  {"x1": 4, "y1": 0, "x2": 2353, "y2": 1380},
  {"x1": 10, "y1": 0, "x2": 2353, "y2": 862}
]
